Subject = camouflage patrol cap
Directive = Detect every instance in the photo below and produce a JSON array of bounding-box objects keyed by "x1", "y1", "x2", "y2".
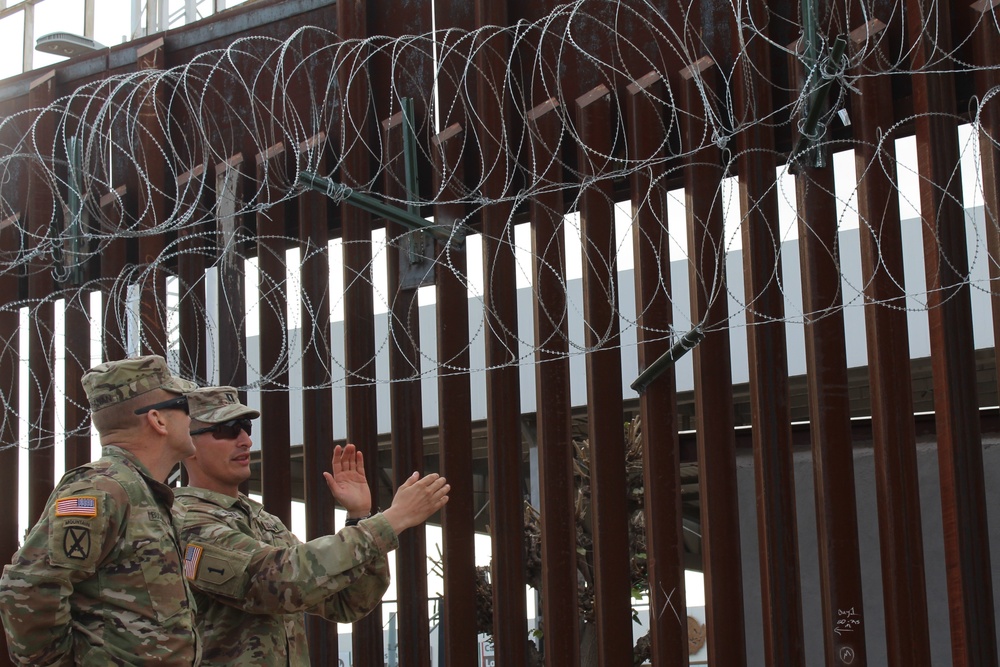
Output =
[
  {"x1": 187, "y1": 386, "x2": 260, "y2": 424},
  {"x1": 82, "y1": 355, "x2": 196, "y2": 412}
]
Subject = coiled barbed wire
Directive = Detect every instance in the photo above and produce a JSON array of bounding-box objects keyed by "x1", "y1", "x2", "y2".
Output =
[{"x1": 0, "y1": 0, "x2": 996, "y2": 446}]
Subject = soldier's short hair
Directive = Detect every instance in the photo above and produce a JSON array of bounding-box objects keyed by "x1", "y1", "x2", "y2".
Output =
[
  {"x1": 187, "y1": 386, "x2": 260, "y2": 424},
  {"x1": 82, "y1": 355, "x2": 197, "y2": 412}
]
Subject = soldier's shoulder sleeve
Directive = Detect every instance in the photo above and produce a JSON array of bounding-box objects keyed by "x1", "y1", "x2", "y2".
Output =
[
  {"x1": 0, "y1": 468, "x2": 126, "y2": 665},
  {"x1": 43, "y1": 469, "x2": 127, "y2": 571},
  {"x1": 179, "y1": 503, "x2": 254, "y2": 599}
]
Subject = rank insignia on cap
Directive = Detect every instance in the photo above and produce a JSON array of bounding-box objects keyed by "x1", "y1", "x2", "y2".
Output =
[
  {"x1": 55, "y1": 496, "x2": 98, "y2": 518},
  {"x1": 184, "y1": 544, "x2": 203, "y2": 580}
]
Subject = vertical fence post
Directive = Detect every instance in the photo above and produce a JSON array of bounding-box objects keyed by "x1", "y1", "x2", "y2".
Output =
[
  {"x1": 383, "y1": 112, "x2": 431, "y2": 667},
  {"x1": 525, "y1": 98, "x2": 581, "y2": 667},
  {"x1": 255, "y1": 144, "x2": 292, "y2": 528},
  {"x1": 787, "y1": 43, "x2": 868, "y2": 667},
  {"x1": 574, "y1": 83, "x2": 632, "y2": 666},
  {"x1": 431, "y1": 123, "x2": 479, "y2": 666},
  {"x1": 214, "y1": 154, "x2": 248, "y2": 390},
  {"x1": 135, "y1": 38, "x2": 168, "y2": 357},
  {"x1": 27, "y1": 71, "x2": 56, "y2": 525},
  {"x1": 173, "y1": 166, "x2": 206, "y2": 384},
  {"x1": 971, "y1": 0, "x2": 1000, "y2": 396},
  {"x1": 732, "y1": 7, "x2": 805, "y2": 663},
  {"x1": 0, "y1": 215, "x2": 22, "y2": 667},
  {"x1": 971, "y1": 0, "x2": 1000, "y2": 397},
  {"x1": 471, "y1": 14, "x2": 529, "y2": 666},
  {"x1": 98, "y1": 186, "x2": 128, "y2": 362},
  {"x1": 848, "y1": 18, "x2": 933, "y2": 666},
  {"x1": 296, "y1": 133, "x2": 338, "y2": 664},
  {"x1": 905, "y1": 1, "x2": 999, "y2": 663},
  {"x1": 624, "y1": 72, "x2": 689, "y2": 667},
  {"x1": 335, "y1": 4, "x2": 385, "y2": 661},
  {"x1": 64, "y1": 292, "x2": 91, "y2": 471},
  {"x1": 679, "y1": 56, "x2": 748, "y2": 667}
]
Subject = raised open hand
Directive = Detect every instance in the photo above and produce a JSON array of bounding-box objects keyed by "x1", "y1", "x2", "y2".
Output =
[
  {"x1": 322, "y1": 443, "x2": 372, "y2": 517},
  {"x1": 381, "y1": 472, "x2": 450, "y2": 535}
]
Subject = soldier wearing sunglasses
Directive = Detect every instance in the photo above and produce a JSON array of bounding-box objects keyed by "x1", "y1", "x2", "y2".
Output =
[
  {"x1": 0, "y1": 355, "x2": 202, "y2": 666},
  {"x1": 176, "y1": 386, "x2": 449, "y2": 666}
]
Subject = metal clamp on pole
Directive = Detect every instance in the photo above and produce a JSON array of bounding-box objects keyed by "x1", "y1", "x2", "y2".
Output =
[
  {"x1": 630, "y1": 325, "x2": 706, "y2": 393},
  {"x1": 297, "y1": 170, "x2": 465, "y2": 248},
  {"x1": 788, "y1": 34, "x2": 848, "y2": 173}
]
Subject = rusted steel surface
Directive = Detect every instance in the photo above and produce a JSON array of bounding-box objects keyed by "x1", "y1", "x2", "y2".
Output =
[
  {"x1": 473, "y1": 2, "x2": 529, "y2": 664},
  {"x1": 98, "y1": 187, "x2": 128, "y2": 362},
  {"x1": 135, "y1": 39, "x2": 167, "y2": 357},
  {"x1": 64, "y1": 296, "x2": 91, "y2": 471},
  {"x1": 215, "y1": 155, "x2": 248, "y2": 389},
  {"x1": 526, "y1": 98, "x2": 581, "y2": 667},
  {"x1": 786, "y1": 43, "x2": 868, "y2": 667},
  {"x1": 574, "y1": 84, "x2": 632, "y2": 665},
  {"x1": 174, "y1": 167, "x2": 209, "y2": 384},
  {"x1": 848, "y1": 19, "x2": 932, "y2": 666},
  {"x1": 431, "y1": 124, "x2": 480, "y2": 667},
  {"x1": 973, "y1": 0, "x2": 1000, "y2": 401},
  {"x1": 255, "y1": 144, "x2": 292, "y2": 528},
  {"x1": 0, "y1": 220, "x2": 20, "y2": 667},
  {"x1": 788, "y1": 71, "x2": 867, "y2": 667},
  {"x1": 296, "y1": 136, "x2": 338, "y2": 663},
  {"x1": 731, "y1": 6, "x2": 805, "y2": 664},
  {"x1": 336, "y1": 3, "x2": 384, "y2": 662},
  {"x1": 624, "y1": 72, "x2": 688, "y2": 667},
  {"x1": 905, "y1": 1, "x2": 998, "y2": 664},
  {"x1": 383, "y1": 112, "x2": 431, "y2": 667},
  {"x1": 679, "y1": 57, "x2": 747, "y2": 667},
  {"x1": 61, "y1": 82, "x2": 92, "y2": 474},
  {"x1": 27, "y1": 71, "x2": 55, "y2": 525},
  {"x1": 0, "y1": 277, "x2": 14, "y2": 667}
]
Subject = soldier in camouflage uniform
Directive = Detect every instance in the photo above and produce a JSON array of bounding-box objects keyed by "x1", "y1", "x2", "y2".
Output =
[
  {"x1": 0, "y1": 355, "x2": 202, "y2": 666},
  {"x1": 177, "y1": 386, "x2": 450, "y2": 666}
]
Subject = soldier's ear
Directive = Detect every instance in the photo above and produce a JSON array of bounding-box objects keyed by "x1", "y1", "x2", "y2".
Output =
[{"x1": 142, "y1": 409, "x2": 170, "y2": 435}]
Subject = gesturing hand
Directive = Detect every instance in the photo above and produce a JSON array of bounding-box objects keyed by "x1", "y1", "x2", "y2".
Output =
[
  {"x1": 381, "y1": 472, "x2": 450, "y2": 535},
  {"x1": 323, "y1": 443, "x2": 372, "y2": 517}
]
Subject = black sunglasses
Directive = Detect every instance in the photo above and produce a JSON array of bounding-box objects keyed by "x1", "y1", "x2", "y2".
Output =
[
  {"x1": 134, "y1": 396, "x2": 189, "y2": 415},
  {"x1": 190, "y1": 418, "x2": 253, "y2": 440}
]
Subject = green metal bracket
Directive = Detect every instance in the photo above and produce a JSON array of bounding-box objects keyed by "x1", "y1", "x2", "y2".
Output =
[
  {"x1": 630, "y1": 325, "x2": 705, "y2": 394},
  {"x1": 401, "y1": 97, "x2": 430, "y2": 268},
  {"x1": 298, "y1": 96, "x2": 464, "y2": 264},
  {"x1": 297, "y1": 170, "x2": 464, "y2": 248},
  {"x1": 54, "y1": 136, "x2": 86, "y2": 285},
  {"x1": 789, "y1": 34, "x2": 847, "y2": 172}
]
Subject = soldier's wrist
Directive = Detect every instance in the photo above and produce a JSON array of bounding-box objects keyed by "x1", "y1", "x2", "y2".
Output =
[{"x1": 345, "y1": 510, "x2": 375, "y2": 527}]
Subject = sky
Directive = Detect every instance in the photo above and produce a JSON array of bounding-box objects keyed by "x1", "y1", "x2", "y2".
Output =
[{"x1": 0, "y1": 0, "x2": 253, "y2": 80}]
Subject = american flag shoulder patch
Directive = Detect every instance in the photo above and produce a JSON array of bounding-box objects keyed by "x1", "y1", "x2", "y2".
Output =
[
  {"x1": 184, "y1": 544, "x2": 204, "y2": 580},
  {"x1": 55, "y1": 496, "x2": 98, "y2": 518}
]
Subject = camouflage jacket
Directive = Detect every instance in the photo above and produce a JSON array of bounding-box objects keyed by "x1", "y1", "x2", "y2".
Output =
[
  {"x1": 0, "y1": 446, "x2": 200, "y2": 666},
  {"x1": 175, "y1": 488, "x2": 396, "y2": 667}
]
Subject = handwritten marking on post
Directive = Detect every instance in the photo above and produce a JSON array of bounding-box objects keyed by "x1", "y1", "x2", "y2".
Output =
[
  {"x1": 658, "y1": 583, "x2": 682, "y2": 624},
  {"x1": 834, "y1": 607, "x2": 861, "y2": 636}
]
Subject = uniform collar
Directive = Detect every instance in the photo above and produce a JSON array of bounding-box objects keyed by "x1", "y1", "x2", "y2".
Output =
[
  {"x1": 174, "y1": 487, "x2": 263, "y2": 517},
  {"x1": 102, "y1": 444, "x2": 156, "y2": 478},
  {"x1": 101, "y1": 444, "x2": 175, "y2": 505}
]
